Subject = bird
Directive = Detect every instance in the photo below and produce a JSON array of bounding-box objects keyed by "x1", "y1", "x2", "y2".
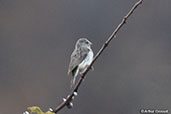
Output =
[{"x1": 68, "y1": 38, "x2": 94, "y2": 88}]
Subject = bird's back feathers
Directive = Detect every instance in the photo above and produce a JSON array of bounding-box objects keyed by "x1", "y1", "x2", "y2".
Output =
[{"x1": 68, "y1": 48, "x2": 89, "y2": 75}]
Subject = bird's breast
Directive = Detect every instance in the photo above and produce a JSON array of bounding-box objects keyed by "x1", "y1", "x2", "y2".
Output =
[{"x1": 79, "y1": 50, "x2": 94, "y2": 71}]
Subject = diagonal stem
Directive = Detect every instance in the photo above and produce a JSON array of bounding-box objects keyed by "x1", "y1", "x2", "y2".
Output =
[{"x1": 53, "y1": 0, "x2": 144, "y2": 113}]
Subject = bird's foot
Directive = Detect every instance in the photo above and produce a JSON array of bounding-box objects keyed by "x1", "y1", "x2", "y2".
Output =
[
  {"x1": 80, "y1": 72, "x2": 84, "y2": 77},
  {"x1": 90, "y1": 66, "x2": 94, "y2": 71}
]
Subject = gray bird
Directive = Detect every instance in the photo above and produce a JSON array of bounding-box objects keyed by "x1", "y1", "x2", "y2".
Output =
[{"x1": 68, "y1": 38, "x2": 94, "y2": 88}]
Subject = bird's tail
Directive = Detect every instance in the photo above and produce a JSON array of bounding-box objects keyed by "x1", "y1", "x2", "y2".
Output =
[
  {"x1": 70, "y1": 76, "x2": 76, "y2": 89},
  {"x1": 70, "y1": 66, "x2": 79, "y2": 89}
]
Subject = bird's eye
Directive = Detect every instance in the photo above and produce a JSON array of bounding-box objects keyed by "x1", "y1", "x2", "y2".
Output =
[{"x1": 86, "y1": 41, "x2": 89, "y2": 44}]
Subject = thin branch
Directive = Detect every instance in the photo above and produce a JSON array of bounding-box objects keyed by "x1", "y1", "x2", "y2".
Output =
[{"x1": 52, "y1": 0, "x2": 144, "y2": 113}]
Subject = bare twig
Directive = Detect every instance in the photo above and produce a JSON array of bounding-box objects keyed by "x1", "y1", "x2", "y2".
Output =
[{"x1": 52, "y1": 0, "x2": 144, "y2": 113}]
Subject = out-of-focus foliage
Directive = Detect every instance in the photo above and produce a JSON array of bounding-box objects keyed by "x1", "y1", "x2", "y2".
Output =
[{"x1": 27, "y1": 106, "x2": 55, "y2": 114}]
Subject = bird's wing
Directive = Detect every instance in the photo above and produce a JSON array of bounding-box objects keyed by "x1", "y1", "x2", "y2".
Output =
[{"x1": 68, "y1": 48, "x2": 89, "y2": 75}]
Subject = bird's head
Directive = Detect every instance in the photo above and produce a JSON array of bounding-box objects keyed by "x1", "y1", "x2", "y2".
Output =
[{"x1": 76, "y1": 38, "x2": 92, "y2": 49}]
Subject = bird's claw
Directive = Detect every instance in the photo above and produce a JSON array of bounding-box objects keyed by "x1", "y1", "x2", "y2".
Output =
[{"x1": 90, "y1": 66, "x2": 94, "y2": 71}]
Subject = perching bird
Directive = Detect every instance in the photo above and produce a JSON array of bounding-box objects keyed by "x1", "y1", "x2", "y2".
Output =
[{"x1": 68, "y1": 38, "x2": 94, "y2": 88}]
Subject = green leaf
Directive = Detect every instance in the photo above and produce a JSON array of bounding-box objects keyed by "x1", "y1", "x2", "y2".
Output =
[{"x1": 27, "y1": 106, "x2": 55, "y2": 114}]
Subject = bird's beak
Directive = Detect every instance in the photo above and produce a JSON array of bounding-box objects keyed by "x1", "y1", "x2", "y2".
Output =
[{"x1": 89, "y1": 42, "x2": 92, "y2": 46}]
